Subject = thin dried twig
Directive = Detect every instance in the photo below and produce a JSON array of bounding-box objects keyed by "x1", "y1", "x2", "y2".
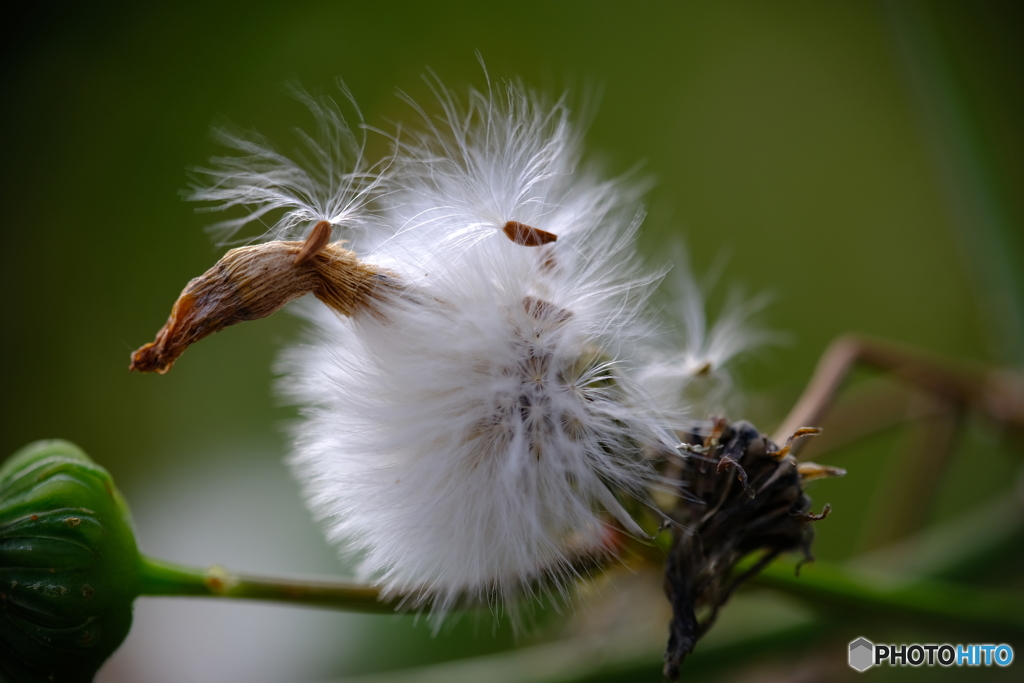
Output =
[{"x1": 773, "y1": 334, "x2": 1024, "y2": 456}]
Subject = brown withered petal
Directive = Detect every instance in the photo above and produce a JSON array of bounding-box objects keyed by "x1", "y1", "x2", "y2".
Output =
[
  {"x1": 130, "y1": 237, "x2": 391, "y2": 374},
  {"x1": 502, "y1": 220, "x2": 558, "y2": 246}
]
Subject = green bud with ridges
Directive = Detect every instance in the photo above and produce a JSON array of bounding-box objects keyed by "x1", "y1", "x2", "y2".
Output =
[{"x1": 0, "y1": 440, "x2": 139, "y2": 683}]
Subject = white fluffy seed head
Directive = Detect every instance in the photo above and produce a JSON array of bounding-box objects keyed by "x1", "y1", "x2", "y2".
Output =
[
  {"x1": 191, "y1": 74, "x2": 762, "y2": 623},
  {"x1": 281, "y1": 79, "x2": 676, "y2": 619},
  {"x1": 281, "y1": 242, "x2": 676, "y2": 618}
]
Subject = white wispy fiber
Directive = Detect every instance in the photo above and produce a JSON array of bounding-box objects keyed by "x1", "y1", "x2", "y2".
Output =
[
  {"x1": 191, "y1": 77, "x2": 761, "y2": 620},
  {"x1": 637, "y1": 252, "x2": 775, "y2": 419},
  {"x1": 189, "y1": 82, "x2": 384, "y2": 245}
]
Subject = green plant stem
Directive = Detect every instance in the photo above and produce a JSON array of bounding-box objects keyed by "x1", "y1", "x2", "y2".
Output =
[
  {"x1": 137, "y1": 492, "x2": 1024, "y2": 630},
  {"x1": 137, "y1": 555, "x2": 397, "y2": 614},
  {"x1": 745, "y1": 555, "x2": 1024, "y2": 637},
  {"x1": 136, "y1": 490, "x2": 1024, "y2": 634}
]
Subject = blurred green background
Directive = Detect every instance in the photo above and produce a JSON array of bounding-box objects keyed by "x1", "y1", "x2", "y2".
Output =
[{"x1": 2, "y1": 1, "x2": 1022, "y2": 681}]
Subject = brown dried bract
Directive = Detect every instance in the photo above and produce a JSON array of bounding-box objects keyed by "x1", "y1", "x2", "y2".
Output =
[
  {"x1": 768, "y1": 426, "x2": 822, "y2": 460},
  {"x1": 130, "y1": 231, "x2": 394, "y2": 374},
  {"x1": 796, "y1": 461, "x2": 847, "y2": 482},
  {"x1": 502, "y1": 220, "x2": 557, "y2": 246}
]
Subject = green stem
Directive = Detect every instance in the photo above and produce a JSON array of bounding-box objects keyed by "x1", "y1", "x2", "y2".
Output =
[
  {"x1": 136, "y1": 491, "x2": 1024, "y2": 632},
  {"x1": 136, "y1": 555, "x2": 398, "y2": 614},
  {"x1": 745, "y1": 555, "x2": 1024, "y2": 637}
]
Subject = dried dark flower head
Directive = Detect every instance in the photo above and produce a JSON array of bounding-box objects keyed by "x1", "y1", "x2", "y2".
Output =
[{"x1": 662, "y1": 419, "x2": 843, "y2": 680}]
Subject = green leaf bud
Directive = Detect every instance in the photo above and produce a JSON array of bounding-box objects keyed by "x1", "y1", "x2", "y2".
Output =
[{"x1": 0, "y1": 440, "x2": 139, "y2": 683}]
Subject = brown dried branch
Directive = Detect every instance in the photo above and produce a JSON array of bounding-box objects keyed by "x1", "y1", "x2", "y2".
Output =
[{"x1": 773, "y1": 334, "x2": 1024, "y2": 456}]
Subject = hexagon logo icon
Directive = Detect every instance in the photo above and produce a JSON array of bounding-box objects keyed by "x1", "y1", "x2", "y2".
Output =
[{"x1": 849, "y1": 638, "x2": 874, "y2": 672}]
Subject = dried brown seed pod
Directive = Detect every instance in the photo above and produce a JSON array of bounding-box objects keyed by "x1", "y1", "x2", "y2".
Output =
[{"x1": 130, "y1": 228, "x2": 394, "y2": 374}]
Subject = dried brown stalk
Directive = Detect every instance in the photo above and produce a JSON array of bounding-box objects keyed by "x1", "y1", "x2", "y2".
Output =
[
  {"x1": 772, "y1": 334, "x2": 1024, "y2": 550},
  {"x1": 130, "y1": 222, "x2": 394, "y2": 374},
  {"x1": 773, "y1": 334, "x2": 1024, "y2": 456}
]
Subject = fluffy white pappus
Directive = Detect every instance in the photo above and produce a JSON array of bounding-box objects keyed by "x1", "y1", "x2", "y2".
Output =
[
  {"x1": 637, "y1": 251, "x2": 774, "y2": 417},
  {"x1": 281, "y1": 237, "x2": 677, "y2": 619},
  {"x1": 278, "y1": 80, "x2": 681, "y2": 620},
  {"x1": 189, "y1": 81, "x2": 385, "y2": 245},
  {"x1": 379, "y1": 73, "x2": 641, "y2": 257}
]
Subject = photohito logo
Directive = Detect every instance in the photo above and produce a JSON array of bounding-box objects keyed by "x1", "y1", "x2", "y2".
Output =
[
  {"x1": 849, "y1": 638, "x2": 874, "y2": 672},
  {"x1": 848, "y1": 638, "x2": 1014, "y2": 671}
]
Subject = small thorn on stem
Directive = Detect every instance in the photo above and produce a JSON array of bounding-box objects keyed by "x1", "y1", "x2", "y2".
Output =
[
  {"x1": 502, "y1": 220, "x2": 557, "y2": 246},
  {"x1": 294, "y1": 221, "x2": 333, "y2": 265}
]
